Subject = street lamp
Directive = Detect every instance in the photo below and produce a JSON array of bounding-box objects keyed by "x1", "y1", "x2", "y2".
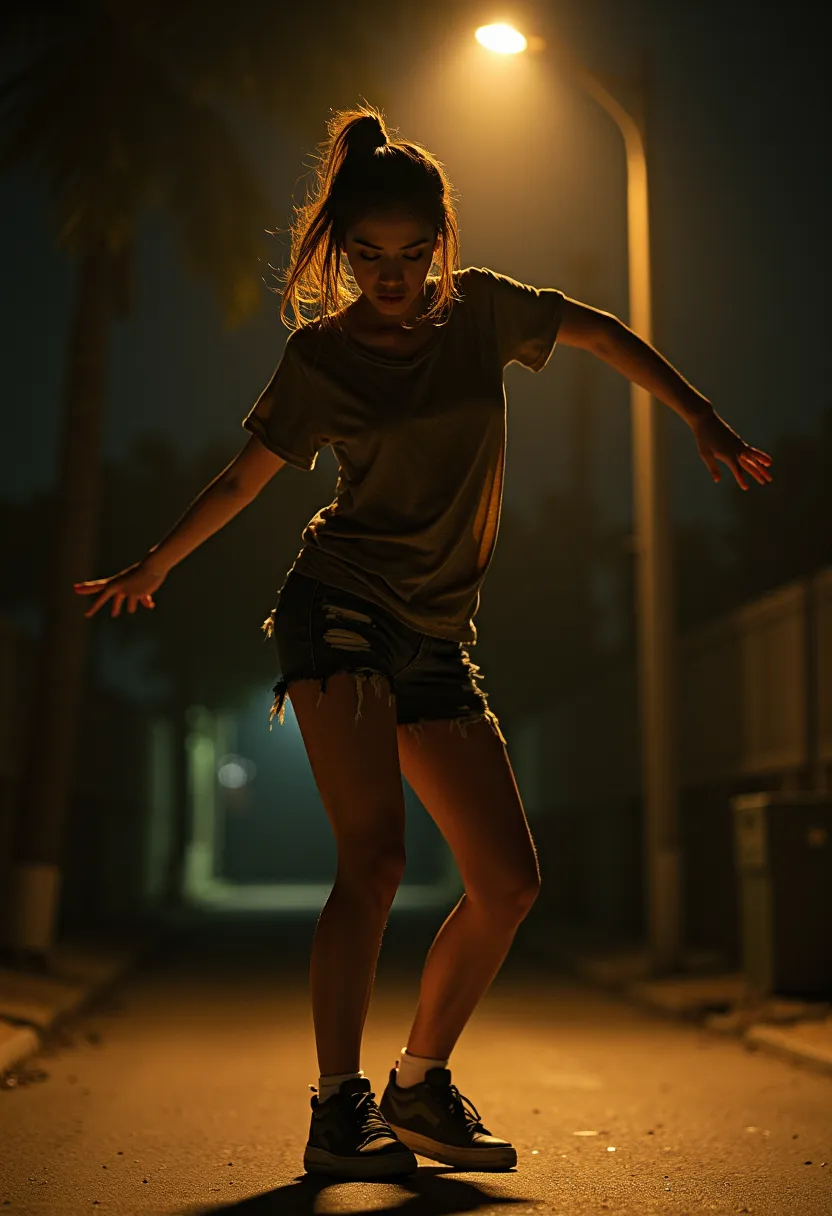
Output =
[
  {"x1": 475, "y1": 23, "x2": 527, "y2": 54},
  {"x1": 476, "y1": 24, "x2": 680, "y2": 974}
]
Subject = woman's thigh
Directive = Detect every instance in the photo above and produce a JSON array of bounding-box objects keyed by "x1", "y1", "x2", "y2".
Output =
[
  {"x1": 394, "y1": 635, "x2": 530, "y2": 905},
  {"x1": 288, "y1": 673, "x2": 406, "y2": 868},
  {"x1": 397, "y1": 717, "x2": 539, "y2": 908},
  {"x1": 269, "y1": 573, "x2": 416, "y2": 859}
]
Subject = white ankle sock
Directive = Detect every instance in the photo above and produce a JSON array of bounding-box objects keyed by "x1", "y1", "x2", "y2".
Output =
[
  {"x1": 395, "y1": 1047, "x2": 449, "y2": 1089},
  {"x1": 316, "y1": 1069, "x2": 364, "y2": 1104}
]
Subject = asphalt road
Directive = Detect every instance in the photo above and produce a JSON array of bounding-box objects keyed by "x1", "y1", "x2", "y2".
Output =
[{"x1": 0, "y1": 909, "x2": 830, "y2": 1215}]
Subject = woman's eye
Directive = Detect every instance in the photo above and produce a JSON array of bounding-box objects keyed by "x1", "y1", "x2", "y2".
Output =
[{"x1": 356, "y1": 252, "x2": 425, "y2": 262}]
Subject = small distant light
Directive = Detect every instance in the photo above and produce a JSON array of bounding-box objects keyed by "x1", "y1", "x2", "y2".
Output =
[
  {"x1": 607, "y1": 1146, "x2": 617, "y2": 1152},
  {"x1": 218, "y1": 762, "x2": 247, "y2": 789},
  {"x1": 475, "y1": 23, "x2": 528, "y2": 54},
  {"x1": 217, "y1": 754, "x2": 257, "y2": 789}
]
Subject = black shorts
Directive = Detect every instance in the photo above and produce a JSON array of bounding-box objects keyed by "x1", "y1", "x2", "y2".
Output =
[{"x1": 262, "y1": 570, "x2": 506, "y2": 745}]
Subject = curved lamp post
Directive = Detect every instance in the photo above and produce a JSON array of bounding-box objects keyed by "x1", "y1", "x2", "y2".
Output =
[{"x1": 476, "y1": 24, "x2": 680, "y2": 973}]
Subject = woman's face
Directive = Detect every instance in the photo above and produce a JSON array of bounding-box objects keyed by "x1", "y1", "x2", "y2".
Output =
[{"x1": 343, "y1": 209, "x2": 438, "y2": 324}]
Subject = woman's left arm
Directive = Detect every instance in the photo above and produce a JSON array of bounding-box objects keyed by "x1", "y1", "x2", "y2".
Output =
[{"x1": 558, "y1": 297, "x2": 773, "y2": 491}]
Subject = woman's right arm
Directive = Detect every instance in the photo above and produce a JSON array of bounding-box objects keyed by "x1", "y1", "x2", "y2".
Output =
[{"x1": 75, "y1": 436, "x2": 287, "y2": 618}]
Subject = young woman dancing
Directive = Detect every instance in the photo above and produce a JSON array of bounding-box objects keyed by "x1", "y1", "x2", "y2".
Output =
[{"x1": 75, "y1": 104, "x2": 772, "y2": 1180}]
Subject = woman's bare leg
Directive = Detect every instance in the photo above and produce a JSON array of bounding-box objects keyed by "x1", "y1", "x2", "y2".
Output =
[
  {"x1": 289, "y1": 671, "x2": 405, "y2": 1076},
  {"x1": 397, "y1": 717, "x2": 540, "y2": 1060}
]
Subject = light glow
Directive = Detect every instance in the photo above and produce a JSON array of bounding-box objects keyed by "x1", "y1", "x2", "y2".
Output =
[
  {"x1": 475, "y1": 23, "x2": 528, "y2": 55},
  {"x1": 217, "y1": 754, "x2": 257, "y2": 789}
]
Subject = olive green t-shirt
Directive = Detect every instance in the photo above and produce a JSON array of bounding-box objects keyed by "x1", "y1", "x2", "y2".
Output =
[{"x1": 243, "y1": 266, "x2": 564, "y2": 645}]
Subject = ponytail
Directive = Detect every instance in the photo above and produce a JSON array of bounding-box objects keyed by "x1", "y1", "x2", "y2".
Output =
[{"x1": 279, "y1": 104, "x2": 460, "y2": 329}]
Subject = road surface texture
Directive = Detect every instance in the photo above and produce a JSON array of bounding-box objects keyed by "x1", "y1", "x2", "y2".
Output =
[{"x1": 0, "y1": 908, "x2": 830, "y2": 1215}]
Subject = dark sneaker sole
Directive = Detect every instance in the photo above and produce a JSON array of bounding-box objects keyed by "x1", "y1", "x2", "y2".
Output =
[
  {"x1": 386, "y1": 1123, "x2": 517, "y2": 1171},
  {"x1": 303, "y1": 1143, "x2": 419, "y2": 1179}
]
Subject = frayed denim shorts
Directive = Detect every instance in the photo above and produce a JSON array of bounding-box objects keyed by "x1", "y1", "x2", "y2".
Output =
[{"x1": 261, "y1": 570, "x2": 506, "y2": 746}]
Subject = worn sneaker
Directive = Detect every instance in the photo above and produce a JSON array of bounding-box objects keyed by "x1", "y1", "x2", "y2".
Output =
[
  {"x1": 304, "y1": 1076, "x2": 419, "y2": 1179},
  {"x1": 379, "y1": 1065, "x2": 517, "y2": 1170}
]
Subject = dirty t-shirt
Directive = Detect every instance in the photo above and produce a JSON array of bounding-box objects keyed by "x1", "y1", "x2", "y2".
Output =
[{"x1": 243, "y1": 266, "x2": 564, "y2": 645}]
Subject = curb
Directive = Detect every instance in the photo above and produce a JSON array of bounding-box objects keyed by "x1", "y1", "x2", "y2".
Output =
[
  {"x1": 0, "y1": 1022, "x2": 39, "y2": 1076},
  {"x1": 526, "y1": 931, "x2": 832, "y2": 1079},
  {"x1": 0, "y1": 927, "x2": 168, "y2": 1079},
  {"x1": 745, "y1": 1019, "x2": 832, "y2": 1076}
]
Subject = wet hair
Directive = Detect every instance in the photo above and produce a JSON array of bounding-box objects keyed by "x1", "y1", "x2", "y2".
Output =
[{"x1": 279, "y1": 104, "x2": 461, "y2": 330}]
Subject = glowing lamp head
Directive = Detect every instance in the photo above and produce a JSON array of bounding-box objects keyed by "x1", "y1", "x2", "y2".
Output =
[{"x1": 475, "y1": 23, "x2": 528, "y2": 54}]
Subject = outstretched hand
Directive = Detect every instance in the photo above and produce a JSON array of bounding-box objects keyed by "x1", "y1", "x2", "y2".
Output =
[
  {"x1": 691, "y1": 410, "x2": 773, "y2": 491},
  {"x1": 74, "y1": 558, "x2": 168, "y2": 619}
]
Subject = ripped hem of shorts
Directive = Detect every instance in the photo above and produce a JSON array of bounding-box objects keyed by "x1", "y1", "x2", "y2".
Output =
[
  {"x1": 268, "y1": 669, "x2": 506, "y2": 746},
  {"x1": 263, "y1": 609, "x2": 505, "y2": 745},
  {"x1": 401, "y1": 708, "x2": 507, "y2": 747},
  {"x1": 269, "y1": 668, "x2": 396, "y2": 730}
]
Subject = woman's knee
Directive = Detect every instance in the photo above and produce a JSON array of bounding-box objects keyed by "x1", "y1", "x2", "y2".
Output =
[
  {"x1": 467, "y1": 870, "x2": 541, "y2": 923},
  {"x1": 335, "y1": 839, "x2": 407, "y2": 901}
]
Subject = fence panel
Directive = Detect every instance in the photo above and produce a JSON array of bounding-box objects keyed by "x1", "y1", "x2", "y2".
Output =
[
  {"x1": 737, "y1": 582, "x2": 808, "y2": 775},
  {"x1": 816, "y1": 568, "x2": 832, "y2": 765}
]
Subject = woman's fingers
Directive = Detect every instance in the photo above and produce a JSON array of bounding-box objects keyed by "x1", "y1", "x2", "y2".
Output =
[
  {"x1": 86, "y1": 588, "x2": 112, "y2": 618},
  {"x1": 713, "y1": 446, "x2": 749, "y2": 490},
  {"x1": 736, "y1": 452, "x2": 757, "y2": 485},
  {"x1": 82, "y1": 587, "x2": 157, "y2": 619},
  {"x1": 705, "y1": 453, "x2": 721, "y2": 482},
  {"x1": 738, "y1": 450, "x2": 773, "y2": 485},
  {"x1": 78, "y1": 579, "x2": 120, "y2": 616},
  {"x1": 76, "y1": 570, "x2": 158, "y2": 619},
  {"x1": 728, "y1": 459, "x2": 748, "y2": 491},
  {"x1": 705, "y1": 440, "x2": 774, "y2": 490},
  {"x1": 695, "y1": 413, "x2": 774, "y2": 492}
]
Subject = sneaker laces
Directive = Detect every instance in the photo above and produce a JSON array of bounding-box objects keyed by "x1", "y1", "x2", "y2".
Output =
[
  {"x1": 351, "y1": 1089, "x2": 395, "y2": 1146},
  {"x1": 445, "y1": 1083, "x2": 489, "y2": 1134}
]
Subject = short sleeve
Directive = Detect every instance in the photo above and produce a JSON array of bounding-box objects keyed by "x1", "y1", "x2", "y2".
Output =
[
  {"x1": 464, "y1": 266, "x2": 565, "y2": 372},
  {"x1": 242, "y1": 330, "x2": 324, "y2": 471}
]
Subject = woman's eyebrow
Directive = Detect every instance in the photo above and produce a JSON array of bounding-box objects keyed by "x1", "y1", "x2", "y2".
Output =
[{"x1": 353, "y1": 237, "x2": 431, "y2": 250}]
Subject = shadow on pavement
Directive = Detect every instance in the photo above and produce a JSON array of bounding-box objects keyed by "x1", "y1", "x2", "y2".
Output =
[{"x1": 180, "y1": 1165, "x2": 533, "y2": 1214}]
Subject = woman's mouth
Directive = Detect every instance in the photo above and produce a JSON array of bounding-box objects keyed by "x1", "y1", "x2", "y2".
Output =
[{"x1": 377, "y1": 293, "x2": 406, "y2": 304}]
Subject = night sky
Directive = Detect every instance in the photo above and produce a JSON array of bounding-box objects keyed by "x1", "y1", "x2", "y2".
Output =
[{"x1": 2, "y1": 0, "x2": 827, "y2": 542}]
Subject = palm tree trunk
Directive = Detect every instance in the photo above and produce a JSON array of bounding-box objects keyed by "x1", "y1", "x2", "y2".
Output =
[{"x1": 5, "y1": 238, "x2": 115, "y2": 962}]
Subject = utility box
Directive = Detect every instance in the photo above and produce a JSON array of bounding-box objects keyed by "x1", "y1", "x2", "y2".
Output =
[{"x1": 732, "y1": 791, "x2": 832, "y2": 998}]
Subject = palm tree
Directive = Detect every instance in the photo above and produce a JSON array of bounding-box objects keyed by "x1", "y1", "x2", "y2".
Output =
[{"x1": 0, "y1": 3, "x2": 299, "y2": 964}]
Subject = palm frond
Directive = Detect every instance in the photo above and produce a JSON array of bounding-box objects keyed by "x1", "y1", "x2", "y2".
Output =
[
  {"x1": 0, "y1": 0, "x2": 467, "y2": 324},
  {"x1": 155, "y1": 90, "x2": 274, "y2": 326},
  {"x1": 0, "y1": 14, "x2": 271, "y2": 322}
]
